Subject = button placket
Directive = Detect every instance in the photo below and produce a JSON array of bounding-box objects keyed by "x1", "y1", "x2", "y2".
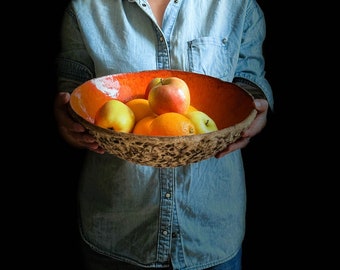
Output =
[
  {"x1": 155, "y1": 30, "x2": 170, "y2": 69},
  {"x1": 157, "y1": 168, "x2": 174, "y2": 262}
]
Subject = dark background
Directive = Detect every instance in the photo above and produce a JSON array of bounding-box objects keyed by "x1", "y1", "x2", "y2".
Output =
[{"x1": 12, "y1": 1, "x2": 326, "y2": 269}]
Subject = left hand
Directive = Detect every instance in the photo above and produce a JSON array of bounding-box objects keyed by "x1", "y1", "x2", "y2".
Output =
[{"x1": 215, "y1": 99, "x2": 269, "y2": 158}]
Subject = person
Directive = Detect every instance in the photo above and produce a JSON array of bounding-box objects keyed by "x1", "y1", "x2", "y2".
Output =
[{"x1": 54, "y1": 0, "x2": 274, "y2": 269}]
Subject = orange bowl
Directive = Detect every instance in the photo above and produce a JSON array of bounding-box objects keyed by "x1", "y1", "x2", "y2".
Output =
[{"x1": 68, "y1": 70, "x2": 256, "y2": 167}]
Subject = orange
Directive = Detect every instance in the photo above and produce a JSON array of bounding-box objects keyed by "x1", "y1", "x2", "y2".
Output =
[
  {"x1": 125, "y1": 98, "x2": 155, "y2": 122},
  {"x1": 149, "y1": 112, "x2": 196, "y2": 136},
  {"x1": 132, "y1": 115, "x2": 157, "y2": 135}
]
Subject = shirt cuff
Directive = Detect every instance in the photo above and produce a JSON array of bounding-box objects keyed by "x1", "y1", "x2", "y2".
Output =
[{"x1": 232, "y1": 77, "x2": 267, "y2": 100}]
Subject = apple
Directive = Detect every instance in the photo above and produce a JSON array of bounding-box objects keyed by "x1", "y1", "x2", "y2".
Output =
[
  {"x1": 185, "y1": 111, "x2": 218, "y2": 134},
  {"x1": 187, "y1": 105, "x2": 198, "y2": 112},
  {"x1": 94, "y1": 99, "x2": 135, "y2": 132},
  {"x1": 144, "y1": 77, "x2": 162, "y2": 99},
  {"x1": 147, "y1": 77, "x2": 190, "y2": 115}
]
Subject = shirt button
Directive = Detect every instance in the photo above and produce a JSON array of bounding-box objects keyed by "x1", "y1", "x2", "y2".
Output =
[
  {"x1": 165, "y1": 193, "x2": 171, "y2": 198},
  {"x1": 222, "y1": 38, "x2": 228, "y2": 44},
  {"x1": 159, "y1": 36, "x2": 164, "y2": 42},
  {"x1": 163, "y1": 230, "x2": 168, "y2": 235}
]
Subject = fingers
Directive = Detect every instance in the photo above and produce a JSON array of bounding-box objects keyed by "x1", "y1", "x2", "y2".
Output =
[
  {"x1": 215, "y1": 137, "x2": 251, "y2": 158},
  {"x1": 54, "y1": 91, "x2": 70, "y2": 110},
  {"x1": 242, "y1": 99, "x2": 268, "y2": 138},
  {"x1": 55, "y1": 92, "x2": 86, "y2": 133},
  {"x1": 54, "y1": 92, "x2": 105, "y2": 154},
  {"x1": 54, "y1": 92, "x2": 70, "y2": 124}
]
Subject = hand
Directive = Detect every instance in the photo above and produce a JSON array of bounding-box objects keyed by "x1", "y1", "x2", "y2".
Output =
[
  {"x1": 215, "y1": 99, "x2": 269, "y2": 158},
  {"x1": 54, "y1": 92, "x2": 105, "y2": 154}
]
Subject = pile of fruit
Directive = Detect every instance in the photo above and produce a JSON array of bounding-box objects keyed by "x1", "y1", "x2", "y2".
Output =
[{"x1": 94, "y1": 76, "x2": 218, "y2": 136}]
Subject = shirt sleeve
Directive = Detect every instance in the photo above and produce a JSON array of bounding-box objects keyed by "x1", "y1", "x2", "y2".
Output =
[
  {"x1": 56, "y1": 4, "x2": 95, "y2": 93},
  {"x1": 233, "y1": 1, "x2": 274, "y2": 110}
]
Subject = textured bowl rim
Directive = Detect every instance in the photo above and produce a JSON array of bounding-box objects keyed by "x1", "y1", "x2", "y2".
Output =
[{"x1": 68, "y1": 104, "x2": 257, "y2": 167}]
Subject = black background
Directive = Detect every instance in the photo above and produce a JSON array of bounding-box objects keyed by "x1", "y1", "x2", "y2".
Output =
[{"x1": 8, "y1": 1, "x2": 327, "y2": 269}]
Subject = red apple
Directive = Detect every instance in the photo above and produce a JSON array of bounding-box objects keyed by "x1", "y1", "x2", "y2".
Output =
[
  {"x1": 147, "y1": 77, "x2": 190, "y2": 115},
  {"x1": 144, "y1": 77, "x2": 162, "y2": 99}
]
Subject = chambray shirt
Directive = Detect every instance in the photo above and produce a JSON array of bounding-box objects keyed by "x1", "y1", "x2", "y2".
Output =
[{"x1": 57, "y1": 1, "x2": 273, "y2": 269}]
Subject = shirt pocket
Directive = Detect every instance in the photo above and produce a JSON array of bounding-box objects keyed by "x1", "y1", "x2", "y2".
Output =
[{"x1": 187, "y1": 36, "x2": 237, "y2": 80}]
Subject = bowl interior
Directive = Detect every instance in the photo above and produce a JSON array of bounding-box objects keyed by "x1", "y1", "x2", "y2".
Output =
[{"x1": 70, "y1": 70, "x2": 255, "y2": 130}]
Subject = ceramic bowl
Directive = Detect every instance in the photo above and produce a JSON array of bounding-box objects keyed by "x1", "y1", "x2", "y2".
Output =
[{"x1": 68, "y1": 69, "x2": 256, "y2": 167}]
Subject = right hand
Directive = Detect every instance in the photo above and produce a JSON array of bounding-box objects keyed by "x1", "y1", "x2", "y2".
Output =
[
  {"x1": 215, "y1": 98, "x2": 269, "y2": 158},
  {"x1": 54, "y1": 92, "x2": 105, "y2": 154}
]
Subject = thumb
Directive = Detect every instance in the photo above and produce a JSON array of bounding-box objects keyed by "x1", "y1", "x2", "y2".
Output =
[
  {"x1": 54, "y1": 92, "x2": 71, "y2": 109},
  {"x1": 254, "y1": 99, "x2": 268, "y2": 113}
]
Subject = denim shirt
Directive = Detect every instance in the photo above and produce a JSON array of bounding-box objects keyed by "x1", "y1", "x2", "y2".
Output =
[{"x1": 57, "y1": 1, "x2": 273, "y2": 269}]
